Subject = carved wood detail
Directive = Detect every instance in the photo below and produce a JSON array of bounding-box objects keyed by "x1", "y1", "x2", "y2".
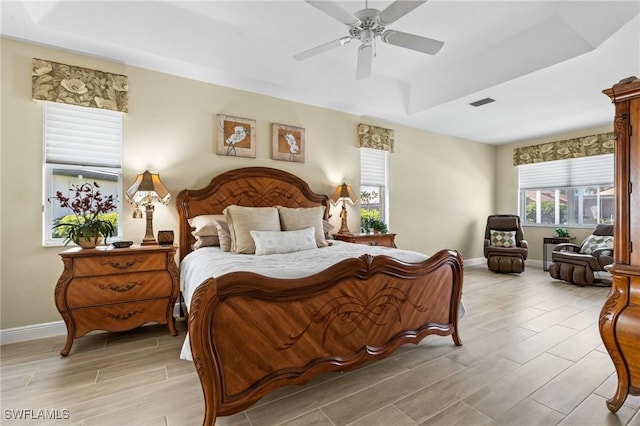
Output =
[{"x1": 600, "y1": 77, "x2": 640, "y2": 412}]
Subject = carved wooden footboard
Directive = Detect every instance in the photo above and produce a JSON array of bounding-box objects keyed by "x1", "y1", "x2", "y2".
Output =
[
  {"x1": 177, "y1": 167, "x2": 464, "y2": 425},
  {"x1": 188, "y1": 249, "x2": 463, "y2": 425}
]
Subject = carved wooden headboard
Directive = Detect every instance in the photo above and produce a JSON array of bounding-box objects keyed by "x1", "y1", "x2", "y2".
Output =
[{"x1": 176, "y1": 167, "x2": 331, "y2": 261}]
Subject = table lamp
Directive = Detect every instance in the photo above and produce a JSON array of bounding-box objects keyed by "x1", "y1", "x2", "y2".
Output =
[
  {"x1": 126, "y1": 170, "x2": 171, "y2": 245},
  {"x1": 331, "y1": 182, "x2": 357, "y2": 235}
]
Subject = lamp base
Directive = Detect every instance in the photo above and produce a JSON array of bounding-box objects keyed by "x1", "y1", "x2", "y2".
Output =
[
  {"x1": 337, "y1": 202, "x2": 351, "y2": 235},
  {"x1": 141, "y1": 204, "x2": 158, "y2": 246}
]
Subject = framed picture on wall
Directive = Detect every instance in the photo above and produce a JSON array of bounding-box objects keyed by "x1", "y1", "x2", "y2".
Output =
[
  {"x1": 271, "y1": 123, "x2": 305, "y2": 163},
  {"x1": 216, "y1": 114, "x2": 256, "y2": 158}
]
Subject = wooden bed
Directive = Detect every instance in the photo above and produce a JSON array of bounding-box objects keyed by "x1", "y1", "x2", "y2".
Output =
[{"x1": 176, "y1": 167, "x2": 464, "y2": 425}]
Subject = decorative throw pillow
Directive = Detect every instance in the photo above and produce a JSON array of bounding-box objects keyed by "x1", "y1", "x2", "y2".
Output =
[
  {"x1": 277, "y1": 206, "x2": 329, "y2": 247},
  {"x1": 188, "y1": 214, "x2": 226, "y2": 237},
  {"x1": 490, "y1": 230, "x2": 516, "y2": 248},
  {"x1": 250, "y1": 227, "x2": 317, "y2": 256},
  {"x1": 581, "y1": 234, "x2": 614, "y2": 255},
  {"x1": 223, "y1": 205, "x2": 281, "y2": 254}
]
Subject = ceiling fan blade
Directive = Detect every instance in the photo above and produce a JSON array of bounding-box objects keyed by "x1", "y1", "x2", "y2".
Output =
[
  {"x1": 305, "y1": 0, "x2": 359, "y2": 26},
  {"x1": 293, "y1": 36, "x2": 352, "y2": 60},
  {"x1": 378, "y1": 0, "x2": 428, "y2": 26},
  {"x1": 356, "y1": 44, "x2": 373, "y2": 80},
  {"x1": 381, "y1": 30, "x2": 443, "y2": 55}
]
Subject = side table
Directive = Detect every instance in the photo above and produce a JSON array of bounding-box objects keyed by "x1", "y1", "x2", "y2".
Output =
[
  {"x1": 54, "y1": 245, "x2": 179, "y2": 356},
  {"x1": 543, "y1": 236, "x2": 573, "y2": 271},
  {"x1": 333, "y1": 233, "x2": 397, "y2": 248}
]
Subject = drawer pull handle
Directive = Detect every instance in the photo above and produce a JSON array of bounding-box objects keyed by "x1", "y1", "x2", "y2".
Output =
[
  {"x1": 98, "y1": 281, "x2": 144, "y2": 293},
  {"x1": 368, "y1": 242, "x2": 379, "y2": 246},
  {"x1": 107, "y1": 309, "x2": 144, "y2": 321},
  {"x1": 108, "y1": 260, "x2": 136, "y2": 270}
]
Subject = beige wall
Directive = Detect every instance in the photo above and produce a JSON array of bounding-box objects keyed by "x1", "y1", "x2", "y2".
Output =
[
  {"x1": 1, "y1": 38, "x2": 495, "y2": 329},
  {"x1": 495, "y1": 124, "x2": 614, "y2": 262}
]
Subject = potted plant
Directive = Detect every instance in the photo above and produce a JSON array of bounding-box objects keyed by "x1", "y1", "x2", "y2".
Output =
[
  {"x1": 371, "y1": 218, "x2": 388, "y2": 234},
  {"x1": 555, "y1": 228, "x2": 571, "y2": 238},
  {"x1": 50, "y1": 182, "x2": 117, "y2": 248},
  {"x1": 360, "y1": 216, "x2": 388, "y2": 234}
]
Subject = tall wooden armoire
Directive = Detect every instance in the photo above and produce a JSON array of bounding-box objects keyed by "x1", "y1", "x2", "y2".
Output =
[{"x1": 599, "y1": 76, "x2": 640, "y2": 412}]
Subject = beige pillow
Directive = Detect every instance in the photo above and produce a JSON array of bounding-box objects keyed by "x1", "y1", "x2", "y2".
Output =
[
  {"x1": 188, "y1": 214, "x2": 226, "y2": 237},
  {"x1": 277, "y1": 206, "x2": 328, "y2": 247},
  {"x1": 223, "y1": 205, "x2": 281, "y2": 254},
  {"x1": 192, "y1": 235, "x2": 219, "y2": 250},
  {"x1": 323, "y1": 219, "x2": 335, "y2": 240}
]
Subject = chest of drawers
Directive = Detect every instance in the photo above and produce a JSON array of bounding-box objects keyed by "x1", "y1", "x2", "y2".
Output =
[
  {"x1": 333, "y1": 233, "x2": 397, "y2": 248},
  {"x1": 54, "y1": 245, "x2": 179, "y2": 356}
]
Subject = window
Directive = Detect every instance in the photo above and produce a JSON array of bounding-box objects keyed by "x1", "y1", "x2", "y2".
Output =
[
  {"x1": 360, "y1": 147, "x2": 389, "y2": 227},
  {"x1": 518, "y1": 154, "x2": 614, "y2": 227},
  {"x1": 43, "y1": 102, "x2": 123, "y2": 245}
]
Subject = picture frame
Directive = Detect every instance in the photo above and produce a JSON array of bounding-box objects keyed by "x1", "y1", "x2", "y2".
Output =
[
  {"x1": 271, "y1": 123, "x2": 305, "y2": 163},
  {"x1": 216, "y1": 114, "x2": 256, "y2": 158}
]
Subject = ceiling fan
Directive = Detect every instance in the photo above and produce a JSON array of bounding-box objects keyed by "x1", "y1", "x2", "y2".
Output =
[{"x1": 294, "y1": 0, "x2": 443, "y2": 80}]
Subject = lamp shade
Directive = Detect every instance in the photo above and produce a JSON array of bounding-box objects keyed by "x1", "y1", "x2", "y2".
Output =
[
  {"x1": 125, "y1": 170, "x2": 171, "y2": 205},
  {"x1": 331, "y1": 183, "x2": 357, "y2": 205}
]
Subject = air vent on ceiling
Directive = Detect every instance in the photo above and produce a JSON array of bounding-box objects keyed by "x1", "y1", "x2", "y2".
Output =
[{"x1": 469, "y1": 97, "x2": 495, "y2": 107}]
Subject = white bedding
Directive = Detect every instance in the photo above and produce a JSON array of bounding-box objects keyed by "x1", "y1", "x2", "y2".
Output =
[{"x1": 179, "y1": 241, "x2": 431, "y2": 360}]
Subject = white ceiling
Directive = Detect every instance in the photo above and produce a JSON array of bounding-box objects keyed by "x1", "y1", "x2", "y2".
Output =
[{"x1": 2, "y1": 0, "x2": 639, "y2": 144}]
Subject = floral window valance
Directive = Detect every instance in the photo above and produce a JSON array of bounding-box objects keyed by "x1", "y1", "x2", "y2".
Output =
[
  {"x1": 358, "y1": 124, "x2": 394, "y2": 152},
  {"x1": 513, "y1": 132, "x2": 614, "y2": 166},
  {"x1": 32, "y1": 58, "x2": 128, "y2": 113}
]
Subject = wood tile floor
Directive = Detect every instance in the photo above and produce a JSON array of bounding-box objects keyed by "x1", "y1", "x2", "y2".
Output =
[{"x1": 1, "y1": 265, "x2": 639, "y2": 425}]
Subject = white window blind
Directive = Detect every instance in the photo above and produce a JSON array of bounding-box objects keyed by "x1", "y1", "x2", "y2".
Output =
[
  {"x1": 518, "y1": 154, "x2": 614, "y2": 189},
  {"x1": 360, "y1": 147, "x2": 387, "y2": 187},
  {"x1": 44, "y1": 102, "x2": 122, "y2": 168}
]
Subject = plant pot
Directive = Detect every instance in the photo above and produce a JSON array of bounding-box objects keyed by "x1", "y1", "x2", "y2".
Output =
[{"x1": 76, "y1": 236, "x2": 103, "y2": 249}]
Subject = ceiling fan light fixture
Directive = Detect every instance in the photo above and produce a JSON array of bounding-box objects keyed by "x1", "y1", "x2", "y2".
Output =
[{"x1": 297, "y1": 0, "x2": 443, "y2": 79}]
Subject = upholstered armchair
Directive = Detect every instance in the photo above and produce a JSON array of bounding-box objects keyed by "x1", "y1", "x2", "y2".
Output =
[
  {"x1": 484, "y1": 215, "x2": 528, "y2": 273},
  {"x1": 549, "y1": 224, "x2": 614, "y2": 286}
]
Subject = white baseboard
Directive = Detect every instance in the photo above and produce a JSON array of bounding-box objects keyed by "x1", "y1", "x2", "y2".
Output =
[
  {"x1": 463, "y1": 257, "x2": 485, "y2": 266},
  {"x1": 1, "y1": 302, "x2": 186, "y2": 346},
  {"x1": 528, "y1": 259, "x2": 544, "y2": 269},
  {"x1": 0, "y1": 320, "x2": 67, "y2": 345},
  {"x1": 464, "y1": 257, "x2": 545, "y2": 269}
]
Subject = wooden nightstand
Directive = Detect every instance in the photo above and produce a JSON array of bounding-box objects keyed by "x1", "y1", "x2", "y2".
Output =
[
  {"x1": 333, "y1": 233, "x2": 397, "y2": 248},
  {"x1": 54, "y1": 245, "x2": 179, "y2": 356}
]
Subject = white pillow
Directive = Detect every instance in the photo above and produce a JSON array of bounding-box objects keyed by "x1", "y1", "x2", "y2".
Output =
[
  {"x1": 223, "y1": 205, "x2": 281, "y2": 254},
  {"x1": 277, "y1": 206, "x2": 329, "y2": 247},
  {"x1": 250, "y1": 227, "x2": 317, "y2": 256}
]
